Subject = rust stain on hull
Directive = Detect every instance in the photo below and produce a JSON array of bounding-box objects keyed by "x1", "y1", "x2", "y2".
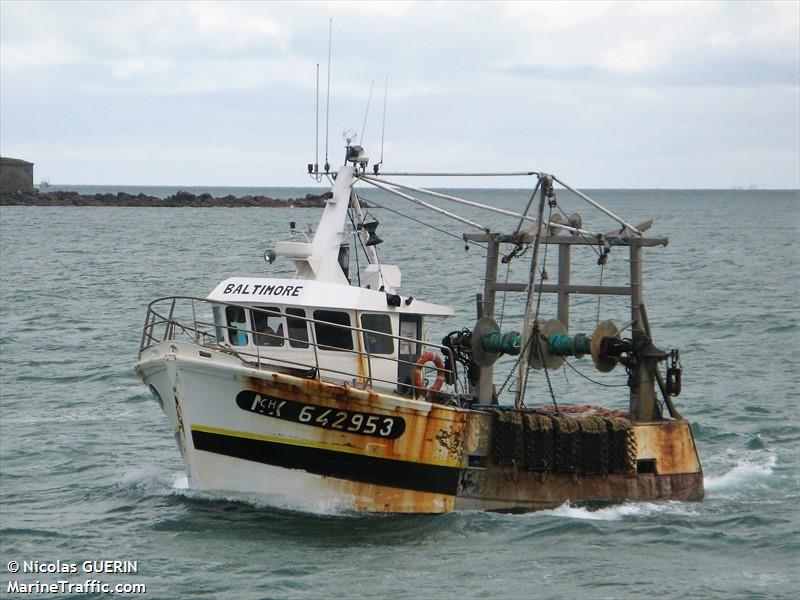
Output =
[
  {"x1": 222, "y1": 372, "x2": 468, "y2": 513},
  {"x1": 633, "y1": 420, "x2": 702, "y2": 475},
  {"x1": 455, "y1": 412, "x2": 704, "y2": 512},
  {"x1": 241, "y1": 374, "x2": 467, "y2": 463},
  {"x1": 455, "y1": 470, "x2": 704, "y2": 512},
  {"x1": 186, "y1": 368, "x2": 701, "y2": 514},
  {"x1": 318, "y1": 478, "x2": 455, "y2": 513}
]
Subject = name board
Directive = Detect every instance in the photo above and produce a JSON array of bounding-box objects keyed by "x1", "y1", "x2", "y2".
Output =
[{"x1": 222, "y1": 283, "x2": 303, "y2": 297}]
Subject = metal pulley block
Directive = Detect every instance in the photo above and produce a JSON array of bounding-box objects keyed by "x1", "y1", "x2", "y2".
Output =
[{"x1": 666, "y1": 349, "x2": 682, "y2": 396}]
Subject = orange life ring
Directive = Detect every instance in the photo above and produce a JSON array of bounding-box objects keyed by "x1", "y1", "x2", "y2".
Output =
[{"x1": 412, "y1": 351, "x2": 446, "y2": 398}]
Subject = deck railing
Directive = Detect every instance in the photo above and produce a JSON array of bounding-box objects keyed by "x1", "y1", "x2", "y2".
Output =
[{"x1": 139, "y1": 296, "x2": 461, "y2": 403}]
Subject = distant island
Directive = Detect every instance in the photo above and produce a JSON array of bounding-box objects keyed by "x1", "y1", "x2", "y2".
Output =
[{"x1": 0, "y1": 189, "x2": 332, "y2": 207}]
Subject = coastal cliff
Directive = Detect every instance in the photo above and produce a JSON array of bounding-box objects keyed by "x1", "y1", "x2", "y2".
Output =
[{"x1": 0, "y1": 190, "x2": 332, "y2": 207}]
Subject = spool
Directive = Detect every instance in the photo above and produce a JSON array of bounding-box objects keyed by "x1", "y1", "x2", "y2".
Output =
[
  {"x1": 529, "y1": 319, "x2": 567, "y2": 371},
  {"x1": 472, "y1": 317, "x2": 501, "y2": 367},
  {"x1": 590, "y1": 320, "x2": 619, "y2": 373}
]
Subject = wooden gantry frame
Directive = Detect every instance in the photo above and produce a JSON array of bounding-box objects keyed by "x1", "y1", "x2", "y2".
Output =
[{"x1": 464, "y1": 230, "x2": 670, "y2": 422}]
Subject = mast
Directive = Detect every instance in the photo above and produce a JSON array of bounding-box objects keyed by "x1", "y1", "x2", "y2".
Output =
[
  {"x1": 629, "y1": 243, "x2": 658, "y2": 420},
  {"x1": 274, "y1": 166, "x2": 355, "y2": 283},
  {"x1": 514, "y1": 175, "x2": 550, "y2": 408},
  {"x1": 475, "y1": 235, "x2": 501, "y2": 403}
]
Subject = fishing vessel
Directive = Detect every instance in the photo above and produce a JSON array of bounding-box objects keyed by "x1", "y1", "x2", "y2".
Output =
[{"x1": 135, "y1": 143, "x2": 703, "y2": 513}]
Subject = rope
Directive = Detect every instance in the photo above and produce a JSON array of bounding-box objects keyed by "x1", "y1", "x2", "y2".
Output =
[
  {"x1": 518, "y1": 202, "x2": 557, "y2": 409},
  {"x1": 542, "y1": 364, "x2": 559, "y2": 413},
  {"x1": 497, "y1": 333, "x2": 535, "y2": 395},
  {"x1": 563, "y1": 358, "x2": 628, "y2": 387},
  {"x1": 532, "y1": 204, "x2": 553, "y2": 320},
  {"x1": 596, "y1": 262, "x2": 604, "y2": 327},
  {"x1": 498, "y1": 260, "x2": 511, "y2": 329}
]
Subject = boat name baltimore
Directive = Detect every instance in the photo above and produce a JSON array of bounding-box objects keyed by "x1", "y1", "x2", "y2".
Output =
[
  {"x1": 236, "y1": 390, "x2": 405, "y2": 439},
  {"x1": 222, "y1": 283, "x2": 303, "y2": 297}
]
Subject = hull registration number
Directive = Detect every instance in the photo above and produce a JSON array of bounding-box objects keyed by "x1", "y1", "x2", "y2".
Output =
[{"x1": 236, "y1": 390, "x2": 405, "y2": 440}]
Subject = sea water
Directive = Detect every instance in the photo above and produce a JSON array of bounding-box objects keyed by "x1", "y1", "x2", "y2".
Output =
[{"x1": 1, "y1": 187, "x2": 797, "y2": 599}]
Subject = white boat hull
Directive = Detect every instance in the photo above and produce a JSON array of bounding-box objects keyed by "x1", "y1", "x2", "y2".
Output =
[
  {"x1": 136, "y1": 341, "x2": 466, "y2": 513},
  {"x1": 136, "y1": 341, "x2": 704, "y2": 514}
]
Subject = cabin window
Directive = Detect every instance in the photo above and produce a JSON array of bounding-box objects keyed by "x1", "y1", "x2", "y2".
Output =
[
  {"x1": 361, "y1": 313, "x2": 394, "y2": 355},
  {"x1": 397, "y1": 314, "x2": 422, "y2": 392},
  {"x1": 225, "y1": 306, "x2": 248, "y2": 346},
  {"x1": 252, "y1": 307, "x2": 284, "y2": 346},
  {"x1": 313, "y1": 310, "x2": 353, "y2": 351},
  {"x1": 399, "y1": 315, "x2": 421, "y2": 357},
  {"x1": 286, "y1": 308, "x2": 309, "y2": 348},
  {"x1": 212, "y1": 305, "x2": 226, "y2": 344}
]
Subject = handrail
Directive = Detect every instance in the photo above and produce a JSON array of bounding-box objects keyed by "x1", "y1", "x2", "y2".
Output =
[{"x1": 138, "y1": 296, "x2": 461, "y2": 403}]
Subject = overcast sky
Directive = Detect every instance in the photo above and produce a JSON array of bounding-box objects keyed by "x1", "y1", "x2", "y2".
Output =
[{"x1": 1, "y1": 0, "x2": 798, "y2": 188}]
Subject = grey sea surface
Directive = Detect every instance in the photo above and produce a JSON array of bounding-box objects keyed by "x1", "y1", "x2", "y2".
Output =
[{"x1": 1, "y1": 186, "x2": 798, "y2": 599}]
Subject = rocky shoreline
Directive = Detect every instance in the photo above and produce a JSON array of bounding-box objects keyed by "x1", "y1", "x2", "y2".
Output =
[{"x1": 0, "y1": 189, "x2": 332, "y2": 207}]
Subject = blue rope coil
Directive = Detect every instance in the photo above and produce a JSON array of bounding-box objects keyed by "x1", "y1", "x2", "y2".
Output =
[
  {"x1": 548, "y1": 332, "x2": 591, "y2": 357},
  {"x1": 482, "y1": 331, "x2": 522, "y2": 355}
]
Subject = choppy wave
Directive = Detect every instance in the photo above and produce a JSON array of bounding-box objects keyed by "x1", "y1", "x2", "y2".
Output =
[
  {"x1": 3, "y1": 192, "x2": 799, "y2": 599},
  {"x1": 529, "y1": 499, "x2": 700, "y2": 522},
  {"x1": 705, "y1": 451, "x2": 777, "y2": 492}
]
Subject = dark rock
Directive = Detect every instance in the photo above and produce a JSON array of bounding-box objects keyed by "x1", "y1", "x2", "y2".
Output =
[{"x1": 1, "y1": 189, "x2": 332, "y2": 208}]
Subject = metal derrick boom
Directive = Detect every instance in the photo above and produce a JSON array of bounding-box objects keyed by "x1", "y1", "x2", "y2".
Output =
[{"x1": 355, "y1": 169, "x2": 676, "y2": 422}]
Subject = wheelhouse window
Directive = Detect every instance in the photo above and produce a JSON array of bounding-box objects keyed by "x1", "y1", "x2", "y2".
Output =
[
  {"x1": 286, "y1": 308, "x2": 309, "y2": 348},
  {"x1": 361, "y1": 313, "x2": 394, "y2": 355},
  {"x1": 252, "y1": 307, "x2": 284, "y2": 347},
  {"x1": 212, "y1": 305, "x2": 226, "y2": 344},
  {"x1": 225, "y1": 306, "x2": 248, "y2": 346},
  {"x1": 313, "y1": 310, "x2": 353, "y2": 351},
  {"x1": 399, "y1": 315, "x2": 421, "y2": 357}
]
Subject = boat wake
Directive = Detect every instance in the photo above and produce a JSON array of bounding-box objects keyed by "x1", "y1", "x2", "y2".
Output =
[
  {"x1": 526, "y1": 450, "x2": 778, "y2": 521},
  {"x1": 704, "y1": 450, "x2": 777, "y2": 493},
  {"x1": 118, "y1": 465, "x2": 183, "y2": 496},
  {"x1": 534, "y1": 499, "x2": 699, "y2": 522},
  {"x1": 119, "y1": 466, "x2": 357, "y2": 517}
]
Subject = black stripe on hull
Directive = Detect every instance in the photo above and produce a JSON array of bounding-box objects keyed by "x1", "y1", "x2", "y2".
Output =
[{"x1": 191, "y1": 429, "x2": 460, "y2": 496}]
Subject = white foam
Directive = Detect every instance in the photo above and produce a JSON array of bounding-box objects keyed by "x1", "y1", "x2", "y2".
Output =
[
  {"x1": 119, "y1": 465, "x2": 175, "y2": 493},
  {"x1": 170, "y1": 473, "x2": 189, "y2": 490},
  {"x1": 544, "y1": 502, "x2": 644, "y2": 521},
  {"x1": 172, "y1": 485, "x2": 356, "y2": 516},
  {"x1": 704, "y1": 451, "x2": 777, "y2": 492},
  {"x1": 530, "y1": 499, "x2": 700, "y2": 522},
  {"x1": 119, "y1": 465, "x2": 361, "y2": 516},
  {"x1": 155, "y1": 472, "x2": 355, "y2": 516}
]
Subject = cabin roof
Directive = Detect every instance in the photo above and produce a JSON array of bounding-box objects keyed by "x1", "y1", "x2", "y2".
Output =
[{"x1": 207, "y1": 277, "x2": 454, "y2": 316}]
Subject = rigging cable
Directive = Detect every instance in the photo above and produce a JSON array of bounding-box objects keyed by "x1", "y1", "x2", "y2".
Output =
[
  {"x1": 526, "y1": 201, "x2": 559, "y2": 412},
  {"x1": 324, "y1": 19, "x2": 332, "y2": 171},
  {"x1": 356, "y1": 194, "x2": 491, "y2": 256},
  {"x1": 497, "y1": 259, "x2": 512, "y2": 330},
  {"x1": 554, "y1": 202, "x2": 603, "y2": 259},
  {"x1": 497, "y1": 243, "x2": 529, "y2": 329},
  {"x1": 347, "y1": 207, "x2": 363, "y2": 286},
  {"x1": 596, "y1": 262, "x2": 605, "y2": 327}
]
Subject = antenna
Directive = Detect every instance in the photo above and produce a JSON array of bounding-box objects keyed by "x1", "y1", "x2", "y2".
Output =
[
  {"x1": 315, "y1": 63, "x2": 320, "y2": 175},
  {"x1": 379, "y1": 78, "x2": 388, "y2": 170},
  {"x1": 324, "y1": 19, "x2": 332, "y2": 172},
  {"x1": 359, "y1": 80, "x2": 375, "y2": 148}
]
